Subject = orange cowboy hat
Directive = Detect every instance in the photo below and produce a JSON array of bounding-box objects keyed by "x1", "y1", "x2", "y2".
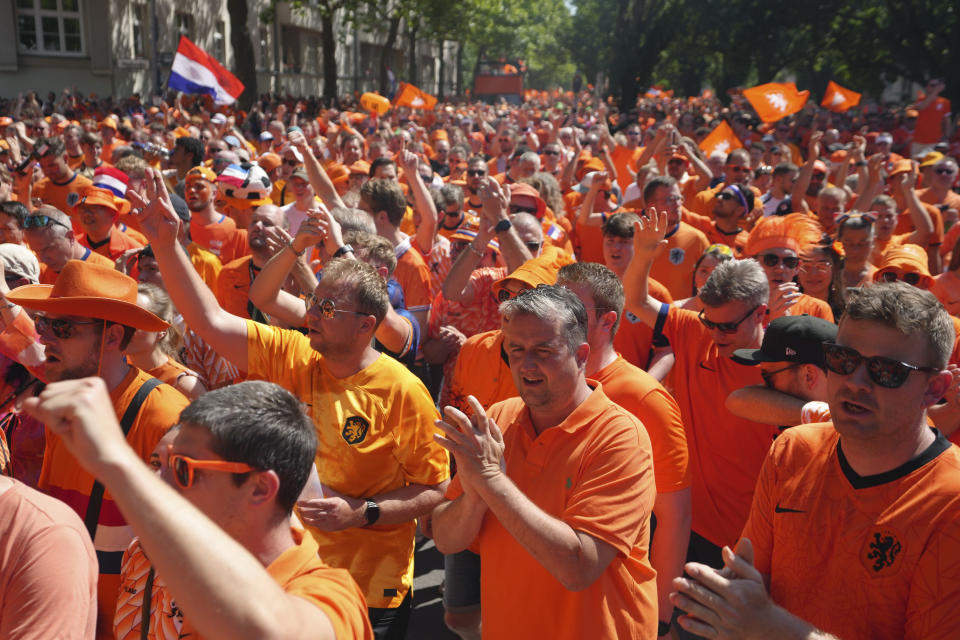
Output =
[{"x1": 7, "y1": 260, "x2": 168, "y2": 331}]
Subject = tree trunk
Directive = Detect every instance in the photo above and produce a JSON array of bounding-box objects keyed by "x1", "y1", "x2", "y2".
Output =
[
  {"x1": 437, "y1": 39, "x2": 445, "y2": 100},
  {"x1": 378, "y1": 15, "x2": 401, "y2": 95},
  {"x1": 227, "y1": 0, "x2": 257, "y2": 109},
  {"x1": 456, "y1": 40, "x2": 463, "y2": 97},
  {"x1": 407, "y1": 23, "x2": 418, "y2": 86},
  {"x1": 321, "y1": 11, "x2": 338, "y2": 100}
]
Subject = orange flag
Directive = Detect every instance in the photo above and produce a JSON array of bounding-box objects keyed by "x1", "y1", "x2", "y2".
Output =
[
  {"x1": 699, "y1": 120, "x2": 743, "y2": 157},
  {"x1": 821, "y1": 81, "x2": 861, "y2": 113},
  {"x1": 393, "y1": 82, "x2": 437, "y2": 110},
  {"x1": 743, "y1": 82, "x2": 810, "y2": 123}
]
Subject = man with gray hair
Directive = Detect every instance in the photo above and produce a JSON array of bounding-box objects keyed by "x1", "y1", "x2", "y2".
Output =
[
  {"x1": 623, "y1": 210, "x2": 779, "y2": 589},
  {"x1": 674, "y1": 282, "x2": 960, "y2": 640},
  {"x1": 432, "y1": 284, "x2": 659, "y2": 639},
  {"x1": 22, "y1": 205, "x2": 114, "y2": 284}
]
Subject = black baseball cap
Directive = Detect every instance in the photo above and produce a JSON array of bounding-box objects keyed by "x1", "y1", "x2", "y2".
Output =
[{"x1": 733, "y1": 315, "x2": 837, "y2": 369}]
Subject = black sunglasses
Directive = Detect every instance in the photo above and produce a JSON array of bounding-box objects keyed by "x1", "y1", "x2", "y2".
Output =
[
  {"x1": 524, "y1": 241, "x2": 542, "y2": 252},
  {"x1": 697, "y1": 305, "x2": 759, "y2": 334},
  {"x1": 23, "y1": 214, "x2": 70, "y2": 230},
  {"x1": 34, "y1": 315, "x2": 103, "y2": 339},
  {"x1": 823, "y1": 342, "x2": 938, "y2": 389},
  {"x1": 467, "y1": 169, "x2": 486, "y2": 177},
  {"x1": 716, "y1": 191, "x2": 737, "y2": 201},
  {"x1": 934, "y1": 167, "x2": 956, "y2": 176},
  {"x1": 879, "y1": 271, "x2": 922, "y2": 286},
  {"x1": 758, "y1": 254, "x2": 800, "y2": 269},
  {"x1": 509, "y1": 205, "x2": 538, "y2": 215}
]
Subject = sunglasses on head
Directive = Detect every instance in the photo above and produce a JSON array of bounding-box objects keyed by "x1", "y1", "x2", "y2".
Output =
[
  {"x1": 169, "y1": 453, "x2": 255, "y2": 489},
  {"x1": 305, "y1": 293, "x2": 366, "y2": 319},
  {"x1": 758, "y1": 254, "x2": 799, "y2": 269},
  {"x1": 23, "y1": 214, "x2": 70, "y2": 230},
  {"x1": 878, "y1": 271, "x2": 922, "y2": 286},
  {"x1": 34, "y1": 315, "x2": 103, "y2": 339},
  {"x1": 467, "y1": 169, "x2": 486, "y2": 177},
  {"x1": 822, "y1": 342, "x2": 938, "y2": 389},
  {"x1": 697, "y1": 305, "x2": 759, "y2": 334}
]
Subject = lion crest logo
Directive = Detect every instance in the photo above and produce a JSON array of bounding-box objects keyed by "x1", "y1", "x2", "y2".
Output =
[
  {"x1": 342, "y1": 416, "x2": 370, "y2": 445},
  {"x1": 860, "y1": 528, "x2": 904, "y2": 576},
  {"x1": 669, "y1": 248, "x2": 685, "y2": 265}
]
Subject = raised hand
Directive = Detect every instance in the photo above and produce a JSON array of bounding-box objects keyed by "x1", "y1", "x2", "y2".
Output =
[
  {"x1": 632, "y1": 208, "x2": 669, "y2": 256},
  {"x1": 129, "y1": 167, "x2": 182, "y2": 249}
]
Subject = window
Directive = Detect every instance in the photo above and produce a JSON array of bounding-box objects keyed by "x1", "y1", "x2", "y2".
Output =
[
  {"x1": 132, "y1": 4, "x2": 147, "y2": 58},
  {"x1": 258, "y1": 26, "x2": 270, "y2": 69},
  {"x1": 212, "y1": 21, "x2": 226, "y2": 62},
  {"x1": 15, "y1": 0, "x2": 84, "y2": 55},
  {"x1": 281, "y1": 26, "x2": 301, "y2": 74},
  {"x1": 175, "y1": 12, "x2": 192, "y2": 42}
]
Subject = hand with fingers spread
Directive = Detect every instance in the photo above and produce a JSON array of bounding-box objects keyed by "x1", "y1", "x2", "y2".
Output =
[
  {"x1": 632, "y1": 208, "x2": 670, "y2": 257},
  {"x1": 128, "y1": 167, "x2": 182, "y2": 249},
  {"x1": 434, "y1": 395, "x2": 506, "y2": 492}
]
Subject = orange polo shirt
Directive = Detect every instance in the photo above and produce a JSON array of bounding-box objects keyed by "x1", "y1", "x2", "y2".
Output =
[
  {"x1": 650, "y1": 221, "x2": 710, "y2": 300},
  {"x1": 660, "y1": 304, "x2": 779, "y2": 548},
  {"x1": 612, "y1": 278, "x2": 672, "y2": 370},
  {"x1": 80, "y1": 226, "x2": 144, "y2": 262},
  {"x1": 742, "y1": 424, "x2": 960, "y2": 640},
  {"x1": 447, "y1": 385, "x2": 657, "y2": 639},
  {"x1": 446, "y1": 330, "x2": 517, "y2": 415}
]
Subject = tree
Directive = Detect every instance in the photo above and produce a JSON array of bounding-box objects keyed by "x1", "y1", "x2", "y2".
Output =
[{"x1": 227, "y1": 0, "x2": 258, "y2": 108}]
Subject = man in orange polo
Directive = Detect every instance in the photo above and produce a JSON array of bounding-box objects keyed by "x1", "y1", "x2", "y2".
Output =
[
  {"x1": 644, "y1": 176, "x2": 709, "y2": 300},
  {"x1": 432, "y1": 285, "x2": 658, "y2": 639},
  {"x1": 23, "y1": 136, "x2": 92, "y2": 215},
  {"x1": 74, "y1": 185, "x2": 144, "y2": 262}
]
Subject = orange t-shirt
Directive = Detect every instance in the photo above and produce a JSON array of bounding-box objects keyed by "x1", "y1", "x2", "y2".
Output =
[
  {"x1": 394, "y1": 236, "x2": 434, "y2": 315},
  {"x1": 683, "y1": 209, "x2": 750, "y2": 255},
  {"x1": 742, "y1": 424, "x2": 960, "y2": 640},
  {"x1": 187, "y1": 241, "x2": 223, "y2": 293},
  {"x1": 189, "y1": 214, "x2": 249, "y2": 264},
  {"x1": 575, "y1": 218, "x2": 607, "y2": 264},
  {"x1": 613, "y1": 278, "x2": 672, "y2": 370},
  {"x1": 610, "y1": 144, "x2": 643, "y2": 192},
  {"x1": 592, "y1": 356, "x2": 691, "y2": 492},
  {"x1": 447, "y1": 386, "x2": 658, "y2": 639},
  {"x1": 892, "y1": 197, "x2": 944, "y2": 246},
  {"x1": 930, "y1": 273, "x2": 960, "y2": 317},
  {"x1": 650, "y1": 222, "x2": 710, "y2": 300},
  {"x1": 81, "y1": 226, "x2": 145, "y2": 262},
  {"x1": 660, "y1": 305, "x2": 779, "y2": 547},
  {"x1": 446, "y1": 330, "x2": 517, "y2": 414},
  {"x1": 38, "y1": 247, "x2": 115, "y2": 285},
  {"x1": 246, "y1": 321, "x2": 449, "y2": 609},
  {"x1": 787, "y1": 293, "x2": 835, "y2": 323},
  {"x1": 33, "y1": 172, "x2": 92, "y2": 215},
  {"x1": 216, "y1": 256, "x2": 257, "y2": 320},
  {"x1": 0, "y1": 478, "x2": 98, "y2": 640},
  {"x1": 175, "y1": 529, "x2": 373, "y2": 640},
  {"x1": 914, "y1": 96, "x2": 951, "y2": 144},
  {"x1": 38, "y1": 367, "x2": 189, "y2": 639}
]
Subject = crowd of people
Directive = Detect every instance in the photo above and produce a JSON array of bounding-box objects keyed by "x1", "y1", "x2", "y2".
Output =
[{"x1": 0, "y1": 78, "x2": 958, "y2": 639}]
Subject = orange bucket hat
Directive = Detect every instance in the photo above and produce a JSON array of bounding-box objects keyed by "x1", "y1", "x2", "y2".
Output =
[
  {"x1": 73, "y1": 185, "x2": 131, "y2": 218},
  {"x1": 7, "y1": 260, "x2": 168, "y2": 330},
  {"x1": 873, "y1": 244, "x2": 933, "y2": 289}
]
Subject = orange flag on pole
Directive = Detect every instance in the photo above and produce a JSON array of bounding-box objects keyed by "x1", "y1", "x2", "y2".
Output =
[
  {"x1": 821, "y1": 81, "x2": 861, "y2": 113},
  {"x1": 743, "y1": 82, "x2": 810, "y2": 123},
  {"x1": 699, "y1": 120, "x2": 743, "y2": 157},
  {"x1": 393, "y1": 82, "x2": 437, "y2": 110}
]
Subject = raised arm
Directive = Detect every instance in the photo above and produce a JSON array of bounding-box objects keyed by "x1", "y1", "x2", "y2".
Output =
[
  {"x1": 622, "y1": 209, "x2": 670, "y2": 328},
  {"x1": 288, "y1": 130, "x2": 346, "y2": 211},
  {"x1": 398, "y1": 148, "x2": 438, "y2": 253},
  {"x1": 895, "y1": 163, "x2": 935, "y2": 250},
  {"x1": 132, "y1": 169, "x2": 249, "y2": 369},
  {"x1": 851, "y1": 153, "x2": 885, "y2": 212},
  {"x1": 479, "y1": 179, "x2": 533, "y2": 272},
  {"x1": 725, "y1": 385, "x2": 806, "y2": 425},
  {"x1": 577, "y1": 171, "x2": 611, "y2": 228},
  {"x1": 789, "y1": 131, "x2": 823, "y2": 213}
]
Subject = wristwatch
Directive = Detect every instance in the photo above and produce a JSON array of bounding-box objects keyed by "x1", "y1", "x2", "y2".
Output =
[
  {"x1": 494, "y1": 218, "x2": 512, "y2": 233},
  {"x1": 363, "y1": 499, "x2": 380, "y2": 527},
  {"x1": 332, "y1": 244, "x2": 354, "y2": 258}
]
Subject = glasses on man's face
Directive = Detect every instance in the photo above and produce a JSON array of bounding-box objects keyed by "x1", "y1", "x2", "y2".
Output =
[
  {"x1": 758, "y1": 254, "x2": 800, "y2": 269},
  {"x1": 169, "y1": 453, "x2": 255, "y2": 489},
  {"x1": 697, "y1": 305, "x2": 759, "y2": 334},
  {"x1": 283, "y1": 159, "x2": 299, "y2": 166},
  {"x1": 497, "y1": 286, "x2": 527, "y2": 303},
  {"x1": 878, "y1": 270, "x2": 922, "y2": 287},
  {"x1": 34, "y1": 315, "x2": 103, "y2": 339},
  {"x1": 304, "y1": 293, "x2": 367, "y2": 319},
  {"x1": 727, "y1": 165, "x2": 749, "y2": 173},
  {"x1": 760, "y1": 363, "x2": 797, "y2": 388},
  {"x1": 626, "y1": 130, "x2": 641, "y2": 137},
  {"x1": 467, "y1": 169, "x2": 486, "y2": 177},
  {"x1": 524, "y1": 241, "x2": 542, "y2": 253},
  {"x1": 23, "y1": 214, "x2": 70, "y2": 230},
  {"x1": 934, "y1": 167, "x2": 956, "y2": 176},
  {"x1": 822, "y1": 342, "x2": 938, "y2": 389},
  {"x1": 509, "y1": 204, "x2": 538, "y2": 215},
  {"x1": 542, "y1": 149, "x2": 561, "y2": 156},
  {"x1": 668, "y1": 159, "x2": 685, "y2": 166},
  {"x1": 716, "y1": 191, "x2": 737, "y2": 201}
]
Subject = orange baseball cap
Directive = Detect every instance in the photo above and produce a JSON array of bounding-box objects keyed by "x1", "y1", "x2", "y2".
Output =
[
  {"x1": 257, "y1": 153, "x2": 282, "y2": 172},
  {"x1": 185, "y1": 166, "x2": 218, "y2": 183}
]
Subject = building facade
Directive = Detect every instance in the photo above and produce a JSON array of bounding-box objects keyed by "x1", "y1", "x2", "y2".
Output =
[{"x1": 1, "y1": 0, "x2": 458, "y2": 99}]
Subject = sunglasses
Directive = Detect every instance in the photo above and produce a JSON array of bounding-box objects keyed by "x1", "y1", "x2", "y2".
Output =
[
  {"x1": 305, "y1": 294, "x2": 367, "y2": 319},
  {"x1": 716, "y1": 191, "x2": 737, "y2": 201},
  {"x1": 727, "y1": 165, "x2": 750, "y2": 172},
  {"x1": 668, "y1": 159, "x2": 685, "y2": 165},
  {"x1": 497, "y1": 287, "x2": 526, "y2": 303},
  {"x1": 758, "y1": 254, "x2": 800, "y2": 269},
  {"x1": 23, "y1": 214, "x2": 70, "y2": 230},
  {"x1": 524, "y1": 241, "x2": 542, "y2": 252},
  {"x1": 509, "y1": 205, "x2": 538, "y2": 214},
  {"x1": 169, "y1": 453, "x2": 254, "y2": 489},
  {"x1": 934, "y1": 167, "x2": 956, "y2": 176},
  {"x1": 878, "y1": 271, "x2": 922, "y2": 286},
  {"x1": 34, "y1": 315, "x2": 103, "y2": 339},
  {"x1": 822, "y1": 342, "x2": 938, "y2": 389},
  {"x1": 697, "y1": 305, "x2": 759, "y2": 334},
  {"x1": 467, "y1": 169, "x2": 486, "y2": 177},
  {"x1": 760, "y1": 363, "x2": 797, "y2": 388},
  {"x1": 283, "y1": 159, "x2": 299, "y2": 166},
  {"x1": 626, "y1": 130, "x2": 641, "y2": 136},
  {"x1": 542, "y1": 149, "x2": 560, "y2": 155}
]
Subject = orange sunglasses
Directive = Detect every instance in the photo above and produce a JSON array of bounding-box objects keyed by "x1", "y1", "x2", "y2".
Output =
[{"x1": 169, "y1": 453, "x2": 255, "y2": 489}]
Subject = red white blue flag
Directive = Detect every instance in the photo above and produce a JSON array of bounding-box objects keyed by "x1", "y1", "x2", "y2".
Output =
[{"x1": 167, "y1": 36, "x2": 244, "y2": 104}]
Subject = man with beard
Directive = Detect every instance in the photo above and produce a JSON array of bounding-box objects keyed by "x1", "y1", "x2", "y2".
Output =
[
  {"x1": 216, "y1": 204, "x2": 289, "y2": 322},
  {"x1": 184, "y1": 166, "x2": 248, "y2": 264},
  {"x1": 0, "y1": 260, "x2": 189, "y2": 638},
  {"x1": 683, "y1": 183, "x2": 754, "y2": 255}
]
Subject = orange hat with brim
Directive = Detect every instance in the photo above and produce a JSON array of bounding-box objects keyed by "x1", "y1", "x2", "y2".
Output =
[
  {"x1": 173, "y1": 127, "x2": 190, "y2": 138},
  {"x1": 873, "y1": 244, "x2": 933, "y2": 289},
  {"x1": 327, "y1": 164, "x2": 351, "y2": 185},
  {"x1": 0, "y1": 117, "x2": 13, "y2": 128},
  {"x1": 449, "y1": 214, "x2": 500, "y2": 251},
  {"x1": 100, "y1": 117, "x2": 118, "y2": 130},
  {"x1": 348, "y1": 160, "x2": 371, "y2": 176},
  {"x1": 257, "y1": 153, "x2": 282, "y2": 172},
  {"x1": 185, "y1": 166, "x2": 217, "y2": 183},
  {"x1": 509, "y1": 183, "x2": 547, "y2": 218},
  {"x1": 74, "y1": 186, "x2": 131, "y2": 218},
  {"x1": 575, "y1": 157, "x2": 605, "y2": 182},
  {"x1": 7, "y1": 260, "x2": 167, "y2": 331},
  {"x1": 887, "y1": 159, "x2": 913, "y2": 179},
  {"x1": 493, "y1": 254, "x2": 560, "y2": 300}
]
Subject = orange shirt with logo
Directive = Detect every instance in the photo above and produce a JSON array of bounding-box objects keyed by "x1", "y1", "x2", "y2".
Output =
[
  {"x1": 660, "y1": 305, "x2": 779, "y2": 547},
  {"x1": 650, "y1": 222, "x2": 710, "y2": 300},
  {"x1": 613, "y1": 278, "x2": 672, "y2": 370},
  {"x1": 742, "y1": 423, "x2": 960, "y2": 640},
  {"x1": 33, "y1": 172, "x2": 92, "y2": 215},
  {"x1": 447, "y1": 386, "x2": 658, "y2": 639}
]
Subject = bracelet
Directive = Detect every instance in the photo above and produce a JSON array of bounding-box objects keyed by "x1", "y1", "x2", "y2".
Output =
[
  {"x1": 854, "y1": 160, "x2": 867, "y2": 167},
  {"x1": 658, "y1": 621, "x2": 672, "y2": 637},
  {"x1": 332, "y1": 244, "x2": 354, "y2": 259},
  {"x1": 286, "y1": 241, "x2": 305, "y2": 257},
  {"x1": 0, "y1": 303, "x2": 14, "y2": 311},
  {"x1": 467, "y1": 242, "x2": 485, "y2": 258}
]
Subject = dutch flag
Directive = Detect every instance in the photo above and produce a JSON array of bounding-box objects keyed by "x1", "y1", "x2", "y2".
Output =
[{"x1": 168, "y1": 36, "x2": 244, "y2": 105}]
